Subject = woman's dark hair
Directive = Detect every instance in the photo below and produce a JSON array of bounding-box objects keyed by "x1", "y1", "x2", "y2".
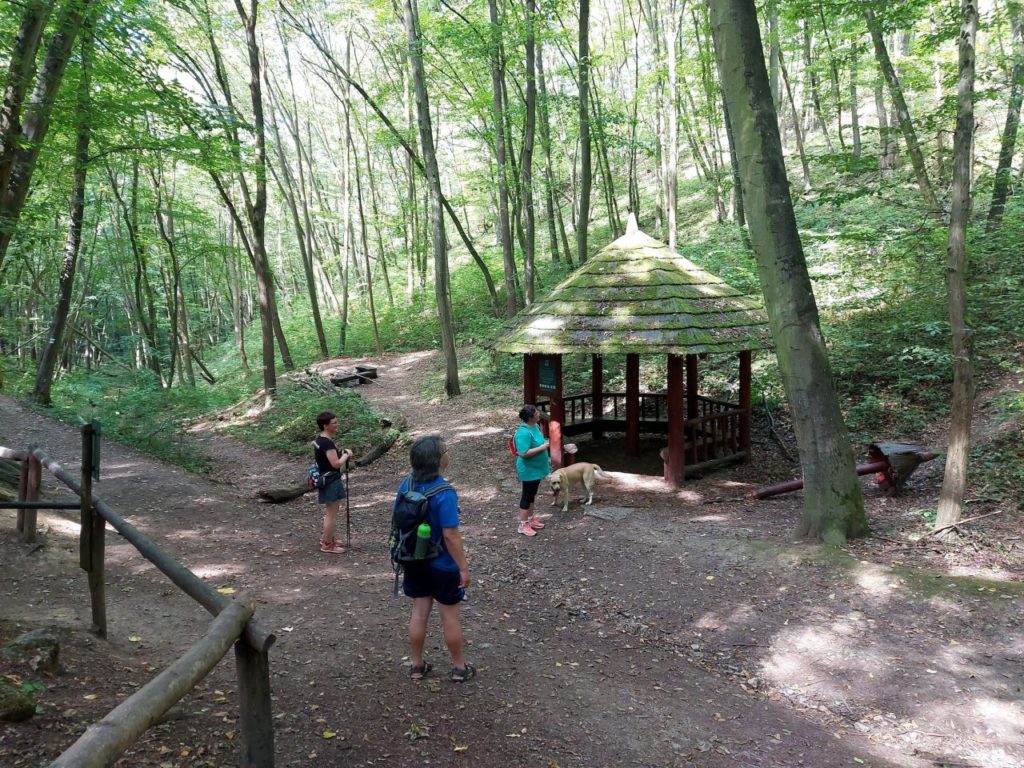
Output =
[
  {"x1": 316, "y1": 411, "x2": 336, "y2": 431},
  {"x1": 519, "y1": 404, "x2": 538, "y2": 422},
  {"x1": 409, "y1": 434, "x2": 447, "y2": 482}
]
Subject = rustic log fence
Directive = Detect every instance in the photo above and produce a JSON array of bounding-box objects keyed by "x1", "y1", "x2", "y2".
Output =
[{"x1": 0, "y1": 424, "x2": 275, "y2": 767}]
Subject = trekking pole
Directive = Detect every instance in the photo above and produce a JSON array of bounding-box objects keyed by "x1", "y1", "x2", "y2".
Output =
[{"x1": 345, "y1": 467, "x2": 351, "y2": 547}]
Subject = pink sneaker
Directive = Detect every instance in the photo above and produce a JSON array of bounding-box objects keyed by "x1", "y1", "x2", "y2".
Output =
[
  {"x1": 517, "y1": 521, "x2": 537, "y2": 537},
  {"x1": 527, "y1": 516, "x2": 545, "y2": 529}
]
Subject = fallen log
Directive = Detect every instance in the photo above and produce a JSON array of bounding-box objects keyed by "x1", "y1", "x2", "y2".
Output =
[
  {"x1": 355, "y1": 430, "x2": 399, "y2": 467},
  {"x1": 753, "y1": 460, "x2": 889, "y2": 500},
  {"x1": 257, "y1": 485, "x2": 312, "y2": 503}
]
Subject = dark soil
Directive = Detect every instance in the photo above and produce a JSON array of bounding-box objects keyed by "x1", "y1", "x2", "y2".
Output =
[{"x1": 1, "y1": 350, "x2": 1022, "y2": 768}]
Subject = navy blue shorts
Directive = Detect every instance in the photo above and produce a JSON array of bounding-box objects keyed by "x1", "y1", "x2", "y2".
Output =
[
  {"x1": 402, "y1": 564, "x2": 464, "y2": 605},
  {"x1": 318, "y1": 476, "x2": 346, "y2": 504}
]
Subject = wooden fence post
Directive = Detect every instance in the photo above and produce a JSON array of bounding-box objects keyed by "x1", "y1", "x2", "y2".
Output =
[
  {"x1": 235, "y1": 640, "x2": 275, "y2": 767},
  {"x1": 81, "y1": 423, "x2": 106, "y2": 638},
  {"x1": 20, "y1": 452, "x2": 41, "y2": 544}
]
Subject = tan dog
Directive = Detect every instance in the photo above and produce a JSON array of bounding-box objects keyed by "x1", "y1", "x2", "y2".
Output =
[{"x1": 547, "y1": 462, "x2": 610, "y2": 512}]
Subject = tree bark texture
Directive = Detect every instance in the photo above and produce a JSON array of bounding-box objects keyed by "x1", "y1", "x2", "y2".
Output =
[
  {"x1": 935, "y1": 0, "x2": 978, "y2": 533},
  {"x1": 710, "y1": 0, "x2": 868, "y2": 544}
]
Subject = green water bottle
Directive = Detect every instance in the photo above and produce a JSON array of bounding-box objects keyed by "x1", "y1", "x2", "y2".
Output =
[{"x1": 413, "y1": 521, "x2": 431, "y2": 559}]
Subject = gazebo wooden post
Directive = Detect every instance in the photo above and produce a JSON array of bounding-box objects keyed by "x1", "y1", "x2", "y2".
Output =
[
  {"x1": 665, "y1": 354, "x2": 685, "y2": 486},
  {"x1": 685, "y1": 354, "x2": 699, "y2": 420},
  {"x1": 591, "y1": 354, "x2": 604, "y2": 439},
  {"x1": 739, "y1": 351, "x2": 752, "y2": 460},
  {"x1": 625, "y1": 354, "x2": 640, "y2": 455},
  {"x1": 537, "y1": 354, "x2": 565, "y2": 469},
  {"x1": 523, "y1": 353, "x2": 539, "y2": 405}
]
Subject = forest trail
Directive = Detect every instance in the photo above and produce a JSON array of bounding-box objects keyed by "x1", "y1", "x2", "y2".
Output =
[{"x1": 1, "y1": 352, "x2": 1022, "y2": 768}]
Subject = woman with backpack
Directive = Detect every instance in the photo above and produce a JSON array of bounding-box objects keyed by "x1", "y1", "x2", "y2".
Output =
[
  {"x1": 314, "y1": 411, "x2": 353, "y2": 554},
  {"x1": 513, "y1": 404, "x2": 551, "y2": 537},
  {"x1": 396, "y1": 434, "x2": 475, "y2": 683}
]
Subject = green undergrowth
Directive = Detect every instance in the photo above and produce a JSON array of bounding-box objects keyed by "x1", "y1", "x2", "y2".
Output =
[{"x1": 221, "y1": 384, "x2": 389, "y2": 458}]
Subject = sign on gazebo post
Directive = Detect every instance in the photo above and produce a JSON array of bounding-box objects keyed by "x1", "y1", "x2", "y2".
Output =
[{"x1": 537, "y1": 354, "x2": 564, "y2": 469}]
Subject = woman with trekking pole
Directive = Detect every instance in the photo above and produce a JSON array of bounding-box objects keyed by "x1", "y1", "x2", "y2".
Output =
[{"x1": 313, "y1": 411, "x2": 354, "y2": 554}]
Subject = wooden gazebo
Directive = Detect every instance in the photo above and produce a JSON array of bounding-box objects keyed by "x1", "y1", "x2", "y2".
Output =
[{"x1": 491, "y1": 219, "x2": 772, "y2": 487}]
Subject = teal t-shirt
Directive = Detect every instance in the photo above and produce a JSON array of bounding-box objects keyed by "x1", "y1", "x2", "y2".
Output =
[{"x1": 514, "y1": 423, "x2": 551, "y2": 481}]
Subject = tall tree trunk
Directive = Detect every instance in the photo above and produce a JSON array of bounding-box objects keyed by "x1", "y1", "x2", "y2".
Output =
[
  {"x1": 767, "y1": 0, "x2": 781, "y2": 104},
  {"x1": 710, "y1": 0, "x2": 868, "y2": 544},
  {"x1": 803, "y1": 21, "x2": 833, "y2": 151},
  {"x1": 236, "y1": 0, "x2": 282, "y2": 403},
  {"x1": 225, "y1": 219, "x2": 249, "y2": 371},
  {"x1": 350, "y1": 104, "x2": 382, "y2": 355},
  {"x1": 866, "y1": 9, "x2": 941, "y2": 215},
  {"x1": 577, "y1": 0, "x2": 592, "y2": 264},
  {"x1": 537, "y1": 39, "x2": 561, "y2": 263},
  {"x1": 850, "y1": 41, "x2": 862, "y2": 158},
  {"x1": 987, "y1": 1, "x2": 1024, "y2": 231},
  {"x1": 521, "y1": 0, "x2": 537, "y2": 303},
  {"x1": 935, "y1": 0, "x2": 978, "y2": 534},
  {"x1": 873, "y1": 75, "x2": 896, "y2": 172},
  {"x1": 0, "y1": 0, "x2": 92, "y2": 274},
  {"x1": 32, "y1": 21, "x2": 91, "y2": 405},
  {"x1": 488, "y1": 0, "x2": 517, "y2": 317},
  {"x1": 404, "y1": 0, "x2": 459, "y2": 396},
  {"x1": 665, "y1": 2, "x2": 678, "y2": 250}
]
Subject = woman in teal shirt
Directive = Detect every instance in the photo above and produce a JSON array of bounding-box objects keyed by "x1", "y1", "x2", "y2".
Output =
[{"x1": 513, "y1": 404, "x2": 551, "y2": 536}]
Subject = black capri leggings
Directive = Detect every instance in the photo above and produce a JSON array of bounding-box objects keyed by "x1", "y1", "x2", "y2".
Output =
[{"x1": 520, "y1": 479, "x2": 541, "y2": 510}]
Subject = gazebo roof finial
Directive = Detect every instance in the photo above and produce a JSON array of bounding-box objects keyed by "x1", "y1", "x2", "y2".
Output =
[{"x1": 626, "y1": 211, "x2": 639, "y2": 235}]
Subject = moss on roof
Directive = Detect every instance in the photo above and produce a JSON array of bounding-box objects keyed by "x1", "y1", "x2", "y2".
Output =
[{"x1": 490, "y1": 229, "x2": 772, "y2": 356}]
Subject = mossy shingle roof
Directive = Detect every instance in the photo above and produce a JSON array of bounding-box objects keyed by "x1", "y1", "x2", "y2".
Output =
[{"x1": 490, "y1": 228, "x2": 772, "y2": 356}]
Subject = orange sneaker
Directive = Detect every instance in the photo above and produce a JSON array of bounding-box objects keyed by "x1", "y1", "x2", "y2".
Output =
[
  {"x1": 517, "y1": 521, "x2": 537, "y2": 537},
  {"x1": 527, "y1": 516, "x2": 545, "y2": 529}
]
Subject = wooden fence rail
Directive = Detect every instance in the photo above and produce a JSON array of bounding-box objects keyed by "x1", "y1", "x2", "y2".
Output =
[
  {"x1": 1, "y1": 429, "x2": 275, "y2": 767},
  {"x1": 50, "y1": 594, "x2": 255, "y2": 768}
]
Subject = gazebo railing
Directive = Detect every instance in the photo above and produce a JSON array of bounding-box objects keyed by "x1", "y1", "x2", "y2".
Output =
[{"x1": 541, "y1": 392, "x2": 747, "y2": 465}]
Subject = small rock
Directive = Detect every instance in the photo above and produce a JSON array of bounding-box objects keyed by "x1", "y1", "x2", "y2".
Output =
[
  {"x1": 1, "y1": 629, "x2": 60, "y2": 674},
  {"x1": 746, "y1": 676, "x2": 761, "y2": 689}
]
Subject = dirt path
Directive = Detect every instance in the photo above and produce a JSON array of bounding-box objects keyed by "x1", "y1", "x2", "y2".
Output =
[{"x1": 1, "y1": 352, "x2": 1022, "y2": 768}]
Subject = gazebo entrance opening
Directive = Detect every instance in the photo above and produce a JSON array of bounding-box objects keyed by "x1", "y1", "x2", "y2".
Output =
[{"x1": 524, "y1": 350, "x2": 752, "y2": 486}]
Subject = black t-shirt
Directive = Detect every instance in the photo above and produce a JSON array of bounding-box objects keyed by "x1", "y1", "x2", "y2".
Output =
[{"x1": 314, "y1": 436, "x2": 338, "y2": 475}]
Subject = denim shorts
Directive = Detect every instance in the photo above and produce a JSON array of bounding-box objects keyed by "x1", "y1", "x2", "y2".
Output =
[
  {"x1": 402, "y1": 564, "x2": 464, "y2": 605},
  {"x1": 318, "y1": 476, "x2": 346, "y2": 504}
]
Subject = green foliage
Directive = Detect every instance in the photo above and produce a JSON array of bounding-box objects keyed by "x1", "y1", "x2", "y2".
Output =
[{"x1": 223, "y1": 383, "x2": 386, "y2": 458}]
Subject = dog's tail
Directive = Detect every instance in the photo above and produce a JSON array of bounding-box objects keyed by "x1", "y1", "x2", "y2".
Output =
[{"x1": 593, "y1": 465, "x2": 611, "y2": 480}]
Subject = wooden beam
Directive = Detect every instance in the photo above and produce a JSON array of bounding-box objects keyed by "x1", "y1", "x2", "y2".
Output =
[
  {"x1": 665, "y1": 354, "x2": 685, "y2": 487},
  {"x1": 591, "y1": 354, "x2": 604, "y2": 439},
  {"x1": 686, "y1": 354, "x2": 699, "y2": 420},
  {"x1": 626, "y1": 354, "x2": 640, "y2": 455}
]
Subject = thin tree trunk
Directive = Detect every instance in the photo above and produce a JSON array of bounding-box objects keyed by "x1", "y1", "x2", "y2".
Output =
[
  {"x1": 803, "y1": 21, "x2": 833, "y2": 150},
  {"x1": 537, "y1": 38, "x2": 562, "y2": 263},
  {"x1": 488, "y1": 0, "x2": 518, "y2": 316},
  {"x1": 850, "y1": 41, "x2": 862, "y2": 157},
  {"x1": 873, "y1": 76, "x2": 897, "y2": 172},
  {"x1": 711, "y1": 0, "x2": 867, "y2": 544},
  {"x1": 577, "y1": 0, "x2": 592, "y2": 264},
  {"x1": 32, "y1": 22, "x2": 91, "y2": 405},
  {"x1": 987, "y1": 1, "x2": 1024, "y2": 230},
  {"x1": 522, "y1": 0, "x2": 537, "y2": 302},
  {"x1": 404, "y1": 0, "x2": 459, "y2": 396},
  {"x1": 935, "y1": 0, "x2": 978, "y2": 534},
  {"x1": 866, "y1": 9, "x2": 941, "y2": 215},
  {"x1": 777, "y1": 45, "x2": 813, "y2": 192},
  {"x1": 350, "y1": 103, "x2": 382, "y2": 355},
  {"x1": 665, "y1": 2, "x2": 678, "y2": 249}
]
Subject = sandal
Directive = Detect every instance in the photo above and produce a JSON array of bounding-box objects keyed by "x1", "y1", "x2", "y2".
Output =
[
  {"x1": 410, "y1": 661, "x2": 432, "y2": 680},
  {"x1": 447, "y1": 664, "x2": 476, "y2": 683},
  {"x1": 320, "y1": 541, "x2": 345, "y2": 554}
]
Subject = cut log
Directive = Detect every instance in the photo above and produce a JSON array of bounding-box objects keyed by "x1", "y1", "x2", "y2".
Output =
[{"x1": 355, "y1": 431, "x2": 399, "y2": 467}]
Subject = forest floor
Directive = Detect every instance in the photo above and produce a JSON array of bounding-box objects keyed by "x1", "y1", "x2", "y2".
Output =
[{"x1": 1, "y1": 350, "x2": 1022, "y2": 768}]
